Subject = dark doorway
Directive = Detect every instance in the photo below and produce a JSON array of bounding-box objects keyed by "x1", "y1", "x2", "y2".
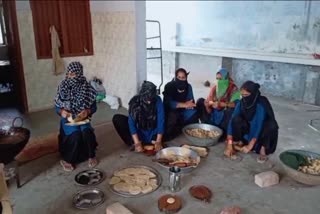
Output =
[{"x1": 0, "y1": 0, "x2": 28, "y2": 113}]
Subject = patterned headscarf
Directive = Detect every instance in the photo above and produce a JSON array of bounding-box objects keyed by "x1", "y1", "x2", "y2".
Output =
[
  {"x1": 54, "y1": 62, "x2": 96, "y2": 116},
  {"x1": 129, "y1": 81, "x2": 158, "y2": 130}
]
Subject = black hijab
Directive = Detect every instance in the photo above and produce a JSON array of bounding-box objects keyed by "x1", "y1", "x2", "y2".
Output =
[
  {"x1": 163, "y1": 68, "x2": 189, "y2": 103},
  {"x1": 128, "y1": 81, "x2": 158, "y2": 130},
  {"x1": 240, "y1": 81, "x2": 261, "y2": 121}
]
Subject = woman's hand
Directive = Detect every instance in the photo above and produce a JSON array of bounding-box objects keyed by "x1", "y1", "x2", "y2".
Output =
[
  {"x1": 224, "y1": 144, "x2": 235, "y2": 157},
  {"x1": 241, "y1": 139, "x2": 256, "y2": 153},
  {"x1": 152, "y1": 140, "x2": 163, "y2": 151},
  {"x1": 77, "y1": 109, "x2": 90, "y2": 120},
  {"x1": 209, "y1": 101, "x2": 219, "y2": 109},
  {"x1": 61, "y1": 109, "x2": 70, "y2": 118},
  {"x1": 134, "y1": 141, "x2": 144, "y2": 152},
  {"x1": 185, "y1": 100, "x2": 196, "y2": 109}
]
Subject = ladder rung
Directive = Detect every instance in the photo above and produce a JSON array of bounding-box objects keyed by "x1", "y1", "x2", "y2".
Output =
[
  {"x1": 146, "y1": 36, "x2": 161, "y2": 40},
  {"x1": 147, "y1": 48, "x2": 161, "y2": 50},
  {"x1": 147, "y1": 57, "x2": 162, "y2": 60}
]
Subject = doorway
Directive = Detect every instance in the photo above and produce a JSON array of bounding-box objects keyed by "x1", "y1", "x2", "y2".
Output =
[{"x1": 0, "y1": 0, "x2": 28, "y2": 113}]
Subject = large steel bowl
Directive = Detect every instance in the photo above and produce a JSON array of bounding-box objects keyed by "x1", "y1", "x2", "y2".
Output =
[
  {"x1": 182, "y1": 123, "x2": 223, "y2": 147},
  {"x1": 155, "y1": 147, "x2": 200, "y2": 173},
  {"x1": 279, "y1": 150, "x2": 320, "y2": 186}
]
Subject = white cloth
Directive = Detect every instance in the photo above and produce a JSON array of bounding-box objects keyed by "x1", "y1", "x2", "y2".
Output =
[{"x1": 49, "y1": 25, "x2": 64, "y2": 75}]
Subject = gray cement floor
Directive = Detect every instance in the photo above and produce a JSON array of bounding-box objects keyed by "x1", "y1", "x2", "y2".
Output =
[{"x1": 5, "y1": 95, "x2": 320, "y2": 214}]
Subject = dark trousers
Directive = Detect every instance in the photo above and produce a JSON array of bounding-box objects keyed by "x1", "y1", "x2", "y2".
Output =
[
  {"x1": 112, "y1": 114, "x2": 157, "y2": 148},
  {"x1": 196, "y1": 98, "x2": 234, "y2": 140},
  {"x1": 164, "y1": 110, "x2": 199, "y2": 141},
  {"x1": 231, "y1": 115, "x2": 278, "y2": 155},
  {"x1": 58, "y1": 126, "x2": 97, "y2": 164}
]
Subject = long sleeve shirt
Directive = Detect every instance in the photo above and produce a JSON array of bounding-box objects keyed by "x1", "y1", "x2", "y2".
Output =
[
  {"x1": 55, "y1": 102, "x2": 97, "y2": 135},
  {"x1": 128, "y1": 96, "x2": 164, "y2": 144},
  {"x1": 168, "y1": 84, "x2": 197, "y2": 121},
  {"x1": 227, "y1": 102, "x2": 266, "y2": 142}
]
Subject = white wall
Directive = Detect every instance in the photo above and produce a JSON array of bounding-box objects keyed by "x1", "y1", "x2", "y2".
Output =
[{"x1": 16, "y1": 0, "x2": 146, "y2": 111}]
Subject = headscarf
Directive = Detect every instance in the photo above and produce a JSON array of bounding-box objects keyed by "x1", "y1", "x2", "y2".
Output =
[
  {"x1": 216, "y1": 68, "x2": 230, "y2": 98},
  {"x1": 128, "y1": 81, "x2": 158, "y2": 130},
  {"x1": 240, "y1": 81, "x2": 261, "y2": 121},
  {"x1": 163, "y1": 68, "x2": 189, "y2": 103},
  {"x1": 54, "y1": 61, "x2": 96, "y2": 116}
]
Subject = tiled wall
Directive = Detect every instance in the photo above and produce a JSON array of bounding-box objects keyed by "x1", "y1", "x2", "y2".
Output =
[{"x1": 17, "y1": 11, "x2": 137, "y2": 112}]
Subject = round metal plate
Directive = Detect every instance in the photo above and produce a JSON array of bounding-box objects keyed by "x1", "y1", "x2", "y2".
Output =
[
  {"x1": 155, "y1": 147, "x2": 200, "y2": 173},
  {"x1": 73, "y1": 188, "x2": 105, "y2": 210},
  {"x1": 74, "y1": 169, "x2": 105, "y2": 186},
  {"x1": 109, "y1": 165, "x2": 162, "y2": 198}
]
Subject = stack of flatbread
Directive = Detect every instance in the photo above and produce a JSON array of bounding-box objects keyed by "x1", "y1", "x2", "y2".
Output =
[{"x1": 109, "y1": 167, "x2": 159, "y2": 195}]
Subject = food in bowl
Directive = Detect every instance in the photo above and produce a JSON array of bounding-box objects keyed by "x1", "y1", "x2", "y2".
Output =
[
  {"x1": 156, "y1": 149, "x2": 199, "y2": 167},
  {"x1": 298, "y1": 157, "x2": 320, "y2": 175},
  {"x1": 185, "y1": 128, "x2": 220, "y2": 139}
]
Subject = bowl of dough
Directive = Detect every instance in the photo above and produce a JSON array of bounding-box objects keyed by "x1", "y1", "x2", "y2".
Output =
[
  {"x1": 279, "y1": 149, "x2": 320, "y2": 185},
  {"x1": 182, "y1": 123, "x2": 223, "y2": 147}
]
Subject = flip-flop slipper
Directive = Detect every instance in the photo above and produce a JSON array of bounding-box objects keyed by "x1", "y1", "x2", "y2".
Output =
[
  {"x1": 60, "y1": 160, "x2": 74, "y2": 172},
  {"x1": 257, "y1": 156, "x2": 268, "y2": 164}
]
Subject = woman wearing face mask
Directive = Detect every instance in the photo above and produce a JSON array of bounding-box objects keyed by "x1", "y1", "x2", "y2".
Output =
[
  {"x1": 112, "y1": 81, "x2": 165, "y2": 152},
  {"x1": 197, "y1": 68, "x2": 240, "y2": 139},
  {"x1": 162, "y1": 68, "x2": 198, "y2": 141},
  {"x1": 224, "y1": 81, "x2": 279, "y2": 163},
  {"x1": 55, "y1": 61, "x2": 98, "y2": 171}
]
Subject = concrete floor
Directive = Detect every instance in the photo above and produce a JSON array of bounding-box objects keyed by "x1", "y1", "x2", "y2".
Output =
[{"x1": 4, "y1": 94, "x2": 320, "y2": 214}]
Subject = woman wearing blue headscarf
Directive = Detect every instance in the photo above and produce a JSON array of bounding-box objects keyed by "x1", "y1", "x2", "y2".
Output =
[{"x1": 54, "y1": 61, "x2": 98, "y2": 171}]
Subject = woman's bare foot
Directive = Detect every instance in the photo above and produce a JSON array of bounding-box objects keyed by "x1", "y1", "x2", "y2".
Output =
[
  {"x1": 257, "y1": 146, "x2": 268, "y2": 163},
  {"x1": 88, "y1": 158, "x2": 98, "y2": 168},
  {"x1": 60, "y1": 160, "x2": 74, "y2": 172}
]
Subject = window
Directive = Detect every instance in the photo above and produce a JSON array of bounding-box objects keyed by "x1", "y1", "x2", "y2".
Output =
[
  {"x1": 0, "y1": 0, "x2": 7, "y2": 45},
  {"x1": 30, "y1": 0, "x2": 93, "y2": 59}
]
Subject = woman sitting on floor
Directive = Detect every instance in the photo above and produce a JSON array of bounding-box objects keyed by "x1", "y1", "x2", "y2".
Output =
[
  {"x1": 112, "y1": 81, "x2": 164, "y2": 152},
  {"x1": 197, "y1": 68, "x2": 240, "y2": 139},
  {"x1": 224, "y1": 81, "x2": 279, "y2": 163},
  {"x1": 55, "y1": 61, "x2": 98, "y2": 171},
  {"x1": 162, "y1": 68, "x2": 198, "y2": 141}
]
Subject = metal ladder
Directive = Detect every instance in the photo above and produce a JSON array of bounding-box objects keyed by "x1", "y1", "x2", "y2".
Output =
[{"x1": 146, "y1": 20, "x2": 163, "y2": 95}]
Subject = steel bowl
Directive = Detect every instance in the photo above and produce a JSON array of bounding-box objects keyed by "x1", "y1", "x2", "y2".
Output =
[
  {"x1": 155, "y1": 147, "x2": 200, "y2": 173},
  {"x1": 74, "y1": 168, "x2": 105, "y2": 186},
  {"x1": 279, "y1": 150, "x2": 320, "y2": 185},
  {"x1": 182, "y1": 123, "x2": 223, "y2": 147},
  {"x1": 73, "y1": 188, "x2": 105, "y2": 209}
]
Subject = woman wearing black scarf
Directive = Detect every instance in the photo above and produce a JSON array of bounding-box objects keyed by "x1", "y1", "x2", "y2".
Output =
[
  {"x1": 55, "y1": 62, "x2": 98, "y2": 171},
  {"x1": 224, "y1": 81, "x2": 279, "y2": 163},
  {"x1": 112, "y1": 81, "x2": 165, "y2": 152},
  {"x1": 162, "y1": 68, "x2": 198, "y2": 141}
]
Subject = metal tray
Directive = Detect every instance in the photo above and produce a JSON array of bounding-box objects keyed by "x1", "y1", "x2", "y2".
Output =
[
  {"x1": 108, "y1": 165, "x2": 162, "y2": 198},
  {"x1": 155, "y1": 147, "x2": 200, "y2": 173},
  {"x1": 74, "y1": 169, "x2": 105, "y2": 186},
  {"x1": 73, "y1": 188, "x2": 105, "y2": 210}
]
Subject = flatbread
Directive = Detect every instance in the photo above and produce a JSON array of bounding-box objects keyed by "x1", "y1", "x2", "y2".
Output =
[
  {"x1": 141, "y1": 185, "x2": 153, "y2": 194},
  {"x1": 109, "y1": 176, "x2": 121, "y2": 185},
  {"x1": 114, "y1": 170, "x2": 128, "y2": 177},
  {"x1": 128, "y1": 185, "x2": 141, "y2": 195},
  {"x1": 113, "y1": 182, "x2": 130, "y2": 192}
]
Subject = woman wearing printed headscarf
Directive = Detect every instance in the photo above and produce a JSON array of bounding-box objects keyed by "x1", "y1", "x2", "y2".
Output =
[
  {"x1": 55, "y1": 61, "x2": 98, "y2": 171},
  {"x1": 197, "y1": 68, "x2": 240, "y2": 139},
  {"x1": 162, "y1": 68, "x2": 198, "y2": 141},
  {"x1": 112, "y1": 81, "x2": 165, "y2": 152},
  {"x1": 224, "y1": 81, "x2": 279, "y2": 163}
]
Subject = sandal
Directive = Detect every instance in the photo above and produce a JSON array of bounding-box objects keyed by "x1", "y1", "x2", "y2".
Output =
[
  {"x1": 88, "y1": 158, "x2": 98, "y2": 168},
  {"x1": 257, "y1": 155, "x2": 268, "y2": 164},
  {"x1": 60, "y1": 160, "x2": 74, "y2": 172}
]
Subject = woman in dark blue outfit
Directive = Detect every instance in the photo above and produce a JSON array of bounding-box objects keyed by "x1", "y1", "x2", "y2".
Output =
[
  {"x1": 112, "y1": 81, "x2": 165, "y2": 152},
  {"x1": 162, "y1": 68, "x2": 198, "y2": 141},
  {"x1": 224, "y1": 81, "x2": 279, "y2": 163},
  {"x1": 55, "y1": 62, "x2": 98, "y2": 171}
]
